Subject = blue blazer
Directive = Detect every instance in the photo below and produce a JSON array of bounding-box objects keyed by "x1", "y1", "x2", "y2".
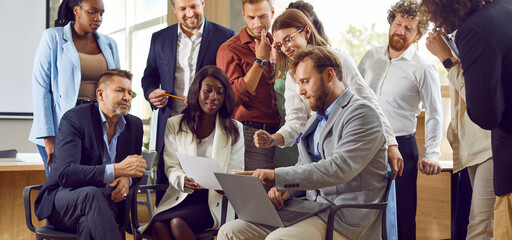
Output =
[
  {"x1": 34, "y1": 103, "x2": 143, "y2": 221},
  {"x1": 29, "y1": 22, "x2": 120, "y2": 146},
  {"x1": 141, "y1": 19, "x2": 236, "y2": 154}
]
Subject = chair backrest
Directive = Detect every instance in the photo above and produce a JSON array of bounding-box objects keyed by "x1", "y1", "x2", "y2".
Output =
[
  {"x1": 0, "y1": 149, "x2": 17, "y2": 158},
  {"x1": 380, "y1": 170, "x2": 395, "y2": 240},
  {"x1": 141, "y1": 152, "x2": 157, "y2": 185},
  {"x1": 142, "y1": 152, "x2": 157, "y2": 171},
  {"x1": 325, "y1": 170, "x2": 395, "y2": 240},
  {"x1": 382, "y1": 171, "x2": 394, "y2": 202}
]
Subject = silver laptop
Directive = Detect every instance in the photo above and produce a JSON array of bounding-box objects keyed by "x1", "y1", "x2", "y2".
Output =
[{"x1": 214, "y1": 172, "x2": 331, "y2": 227}]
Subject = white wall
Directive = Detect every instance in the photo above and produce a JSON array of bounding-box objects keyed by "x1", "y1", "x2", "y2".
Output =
[
  {"x1": 0, "y1": 0, "x2": 46, "y2": 115},
  {"x1": 0, "y1": 0, "x2": 46, "y2": 152}
]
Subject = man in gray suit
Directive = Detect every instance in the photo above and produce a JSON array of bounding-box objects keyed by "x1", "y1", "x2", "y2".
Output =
[{"x1": 217, "y1": 47, "x2": 388, "y2": 240}]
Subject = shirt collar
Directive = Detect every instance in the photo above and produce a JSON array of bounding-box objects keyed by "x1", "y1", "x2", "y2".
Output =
[
  {"x1": 316, "y1": 88, "x2": 347, "y2": 121},
  {"x1": 384, "y1": 44, "x2": 416, "y2": 61},
  {"x1": 98, "y1": 106, "x2": 126, "y2": 133},
  {"x1": 177, "y1": 17, "x2": 205, "y2": 39},
  {"x1": 239, "y1": 27, "x2": 274, "y2": 45}
]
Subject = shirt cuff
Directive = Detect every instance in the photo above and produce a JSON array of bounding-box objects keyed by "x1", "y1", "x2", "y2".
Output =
[
  {"x1": 276, "y1": 129, "x2": 298, "y2": 148},
  {"x1": 387, "y1": 137, "x2": 398, "y2": 146},
  {"x1": 104, "y1": 164, "x2": 115, "y2": 184},
  {"x1": 422, "y1": 152, "x2": 441, "y2": 162}
]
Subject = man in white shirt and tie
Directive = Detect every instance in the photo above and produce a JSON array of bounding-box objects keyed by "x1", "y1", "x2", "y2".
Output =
[{"x1": 358, "y1": 1, "x2": 443, "y2": 239}]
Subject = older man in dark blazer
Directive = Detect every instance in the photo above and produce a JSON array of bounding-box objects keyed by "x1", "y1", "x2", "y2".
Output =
[
  {"x1": 141, "y1": 0, "x2": 235, "y2": 204},
  {"x1": 34, "y1": 69, "x2": 146, "y2": 240}
]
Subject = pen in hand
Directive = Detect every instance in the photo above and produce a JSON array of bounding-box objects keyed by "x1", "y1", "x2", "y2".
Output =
[{"x1": 164, "y1": 93, "x2": 186, "y2": 101}]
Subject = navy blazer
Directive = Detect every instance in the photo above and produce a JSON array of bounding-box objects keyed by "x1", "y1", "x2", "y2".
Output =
[
  {"x1": 34, "y1": 103, "x2": 143, "y2": 220},
  {"x1": 141, "y1": 19, "x2": 236, "y2": 154},
  {"x1": 456, "y1": 0, "x2": 512, "y2": 196}
]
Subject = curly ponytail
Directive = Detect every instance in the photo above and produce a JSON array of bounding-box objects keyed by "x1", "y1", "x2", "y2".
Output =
[{"x1": 54, "y1": 0, "x2": 84, "y2": 27}]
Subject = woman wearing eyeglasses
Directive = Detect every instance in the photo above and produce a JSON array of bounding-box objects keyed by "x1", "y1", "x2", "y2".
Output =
[
  {"x1": 267, "y1": 2, "x2": 330, "y2": 167},
  {"x1": 254, "y1": 9, "x2": 400, "y2": 169},
  {"x1": 252, "y1": 9, "x2": 400, "y2": 239}
]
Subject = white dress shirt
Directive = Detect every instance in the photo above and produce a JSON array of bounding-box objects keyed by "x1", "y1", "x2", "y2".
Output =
[
  {"x1": 171, "y1": 20, "x2": 205, "y2": 116},
  {"x1": 358, "y1": 45, "x2": 443, "y2": 161},
  {"x1": 277, "y1": 48, "x2": 397, "y2": 147}
]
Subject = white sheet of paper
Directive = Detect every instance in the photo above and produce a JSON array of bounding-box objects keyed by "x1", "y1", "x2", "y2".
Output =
[
  {"x1": 176, "y1": 152, "x2": 224, "y2": 190},
  {"x1": 148, "y1": 109, "x2": 158, "y2": 152}
]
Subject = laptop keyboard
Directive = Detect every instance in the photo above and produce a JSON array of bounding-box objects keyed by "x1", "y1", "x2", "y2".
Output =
[{"x1": 277, "y1": 209, "x2": 309, "y2": 223}]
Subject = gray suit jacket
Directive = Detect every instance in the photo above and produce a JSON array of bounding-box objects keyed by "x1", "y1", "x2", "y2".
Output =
[{"x1": 275, "y1": 89, "x2": 387, "y2": 240}]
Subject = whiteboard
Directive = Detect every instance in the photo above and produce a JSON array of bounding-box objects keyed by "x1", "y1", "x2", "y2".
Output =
[{"x1": 0, "y1": 0, "x2": 46, "y2": 116}]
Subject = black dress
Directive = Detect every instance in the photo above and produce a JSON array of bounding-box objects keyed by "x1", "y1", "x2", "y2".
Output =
[{"x1": 149, "y1": 189, "x2": 214, "y2": 234}]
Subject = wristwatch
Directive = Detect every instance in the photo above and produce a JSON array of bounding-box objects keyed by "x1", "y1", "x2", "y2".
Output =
[
  {"x1": 255, "y1": 58, "x2": 268, "y2": 68},
  {"x1": 442, "y1": 57, "x2": 454, "y2": 69}
]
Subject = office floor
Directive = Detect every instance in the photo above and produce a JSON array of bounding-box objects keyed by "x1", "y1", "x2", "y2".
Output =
[
  {"x1": 130, "y1": 181, "x2": 451, "y2": 240},
  {"x1": 17, "y1": 175, "x2": 450, "y2": 239}
]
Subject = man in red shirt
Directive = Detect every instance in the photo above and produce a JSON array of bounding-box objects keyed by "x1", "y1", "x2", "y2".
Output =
[{"x1": 217, "y1": 0, "x2": 280, "y2": 170}]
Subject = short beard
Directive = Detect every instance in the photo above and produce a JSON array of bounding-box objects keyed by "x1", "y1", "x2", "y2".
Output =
[
  {"x1": 389, "y1": 33, "x2": 409, "y2": 52},
  {"x1": 113, "y1": 105, "x2": 130, "y2": 116},
  {"x1": 182, "y1": 18, "x2": 203, "y2": 31},
  {"x1": 307, "y1": 80, "x2": 329, "y2": 112},
  {"x1": 248, "y1": 26, "x2": 266, "y2": 39}
]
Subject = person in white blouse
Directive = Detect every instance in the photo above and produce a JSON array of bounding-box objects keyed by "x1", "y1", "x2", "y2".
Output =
[
  {"x1": 253, "y1": 9, "x2": 401, "y2": 239},
  {"x1": 357, "y1": 1, "x2": 443, "y2": 239},
  {"x1": 253, "y1": 9, "x2": 404, "y2": 177},
  {"x1": 145, "y1": 66, "x2": 244, "y2": 240}
]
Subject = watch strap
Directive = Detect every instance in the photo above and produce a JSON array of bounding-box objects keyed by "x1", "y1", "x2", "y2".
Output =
[
  {"x1": 255, "y1": 58, "x2": 268, "y2": 67},
  {"x1": 443, "y1": 57, "x2": 454, "y2": 69}
]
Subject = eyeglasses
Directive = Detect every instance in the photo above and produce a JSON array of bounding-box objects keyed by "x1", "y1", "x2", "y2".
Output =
[{"x1": 274, "y1": 26, "x2": 305, "y2": 52}]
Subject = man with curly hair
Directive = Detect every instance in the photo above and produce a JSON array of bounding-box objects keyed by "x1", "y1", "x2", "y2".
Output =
[
  {"x1": 358, "y1": 0, "x2": 443, "y2": 239},
  {"x1": 422, "y1": 0, "x2": 512, "y2": 238}
]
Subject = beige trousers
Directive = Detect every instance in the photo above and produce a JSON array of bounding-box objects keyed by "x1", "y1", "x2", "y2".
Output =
[
  {"x1": 494, "y1": 192, "x2": 512, "y2": 240},
  {"x1": 217, "y1": 216, "x2": 350, "y2": 240},
  {"x1": 466, "y1": 158, "x2": 495, "y2": 239}
]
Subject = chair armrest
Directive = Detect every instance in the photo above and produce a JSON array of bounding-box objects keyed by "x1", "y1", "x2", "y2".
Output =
[
  {"x1": 220, "y1": 195, "x2": 229, "y2": 225},
  {"x1": 118, "y1": 185, "x2": 136, "y2": 235},
  {"x1": 23, "y1": 185, "x2": 43, "y2": 233},
  {"x1": 137, "y1": 184, "x2": 169, "y2": 192},
  {"x1": 325, "y1": 202, "x2": 387, "y2": 240},
  {"x1": 130, "y1": 184, "x2": 168, "y2": 231}
]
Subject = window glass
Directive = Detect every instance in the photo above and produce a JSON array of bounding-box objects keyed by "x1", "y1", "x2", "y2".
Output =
[
  {"x1": 94, "y1": 0, "x2": 168, "y2": 119},
  {"x1": 131, "y1": 23, "x2": 167, "y2": 119},
  {"x1": 107, "y1": 31, "x2": 126, "y2": 69},
  {"x1": 100, "y1": 0, "x2": 126, "y2": 34},
  {"x1": 135, "y1": 0, "x2": 168, "y2": 24}
]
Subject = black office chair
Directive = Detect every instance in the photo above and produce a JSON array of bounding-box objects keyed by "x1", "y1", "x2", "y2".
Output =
[
  {"x1": 0, "y1": 149, "x2": 17, "y2": 158},
  {"x1": 24, "y1": 185, "x2": 133, "y2": 240},
  {"x1": 139, "y1": 152, "x2": 158, "y2": 217},
  {"x1": 326, "y1": 171, "x2": 395, "y2": 240},
  {"x1": 130, "y1": 184, "x2": 229, "y2": 240}
]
